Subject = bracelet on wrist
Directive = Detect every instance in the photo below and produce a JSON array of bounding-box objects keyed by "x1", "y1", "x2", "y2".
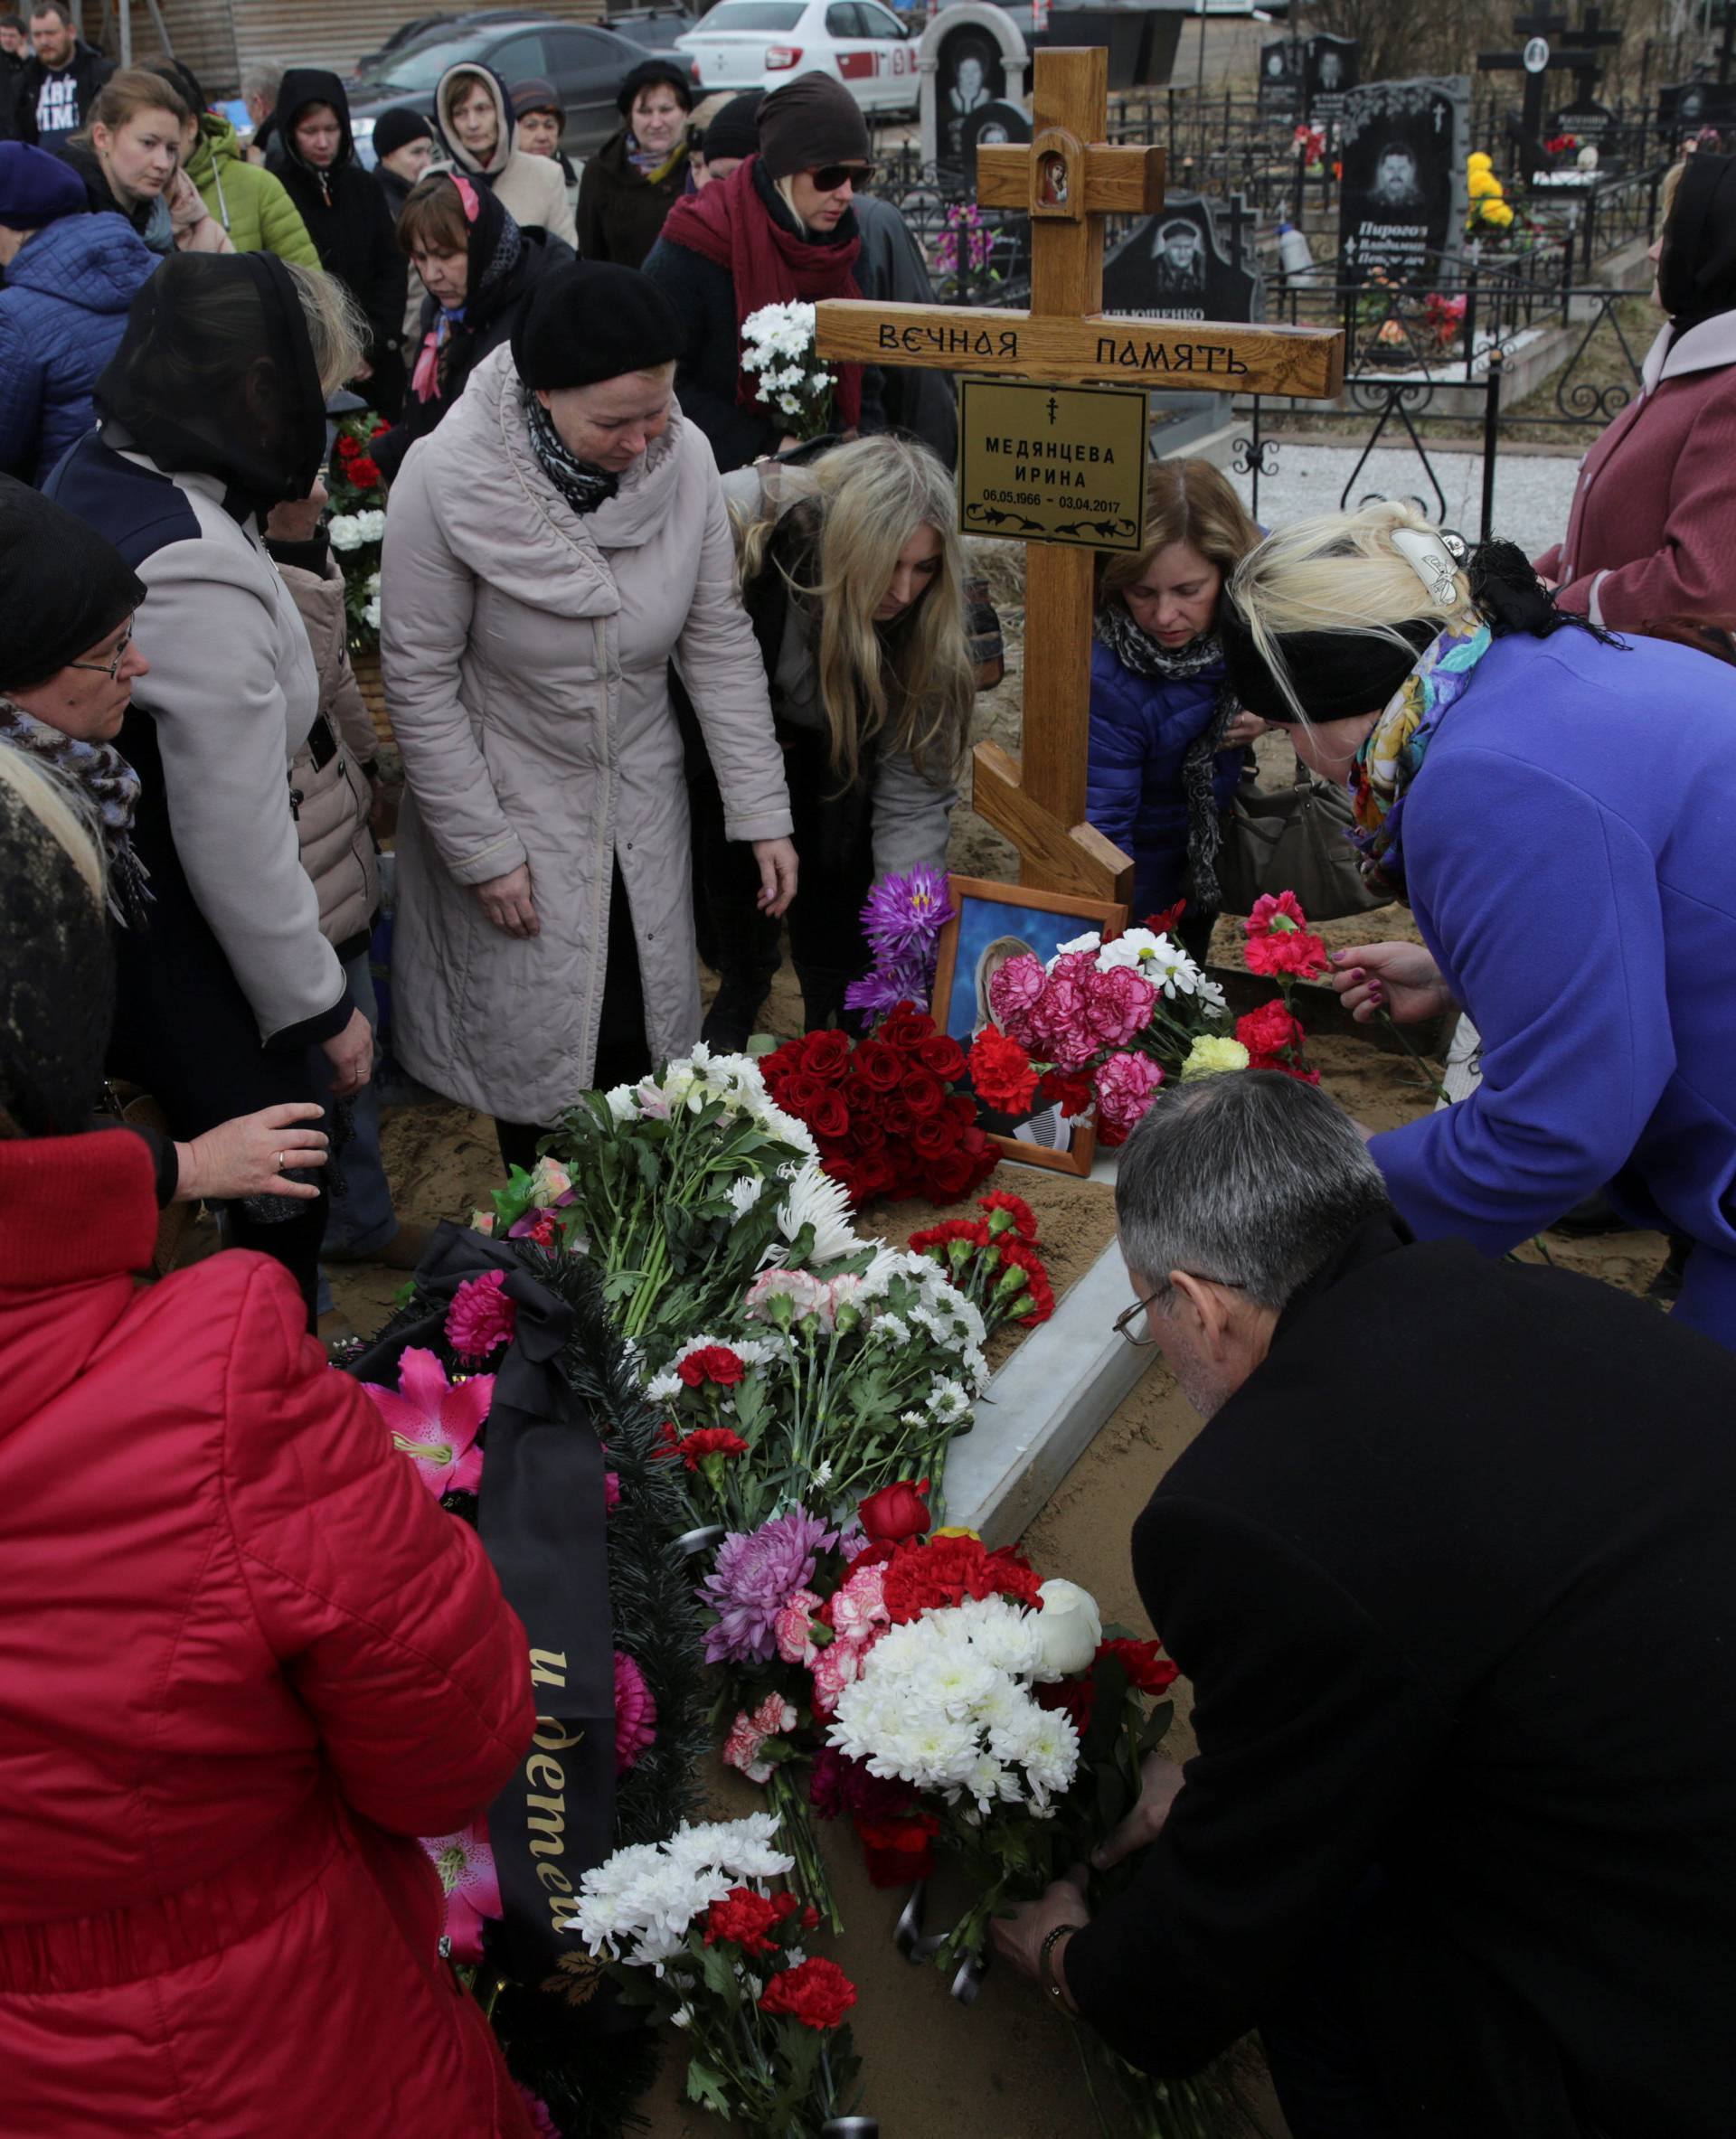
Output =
[{"x1": 1038, "y1": 1922, "x2": 1083, "y2": 2009}]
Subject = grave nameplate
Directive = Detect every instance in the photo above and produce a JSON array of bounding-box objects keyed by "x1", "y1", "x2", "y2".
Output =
[
  {"x1": 1337, "y1": 75, "x2": 1469, "y2": 285},
  {"x1": 957, "y1": 378, "x2": 1148, "y2": 551}
]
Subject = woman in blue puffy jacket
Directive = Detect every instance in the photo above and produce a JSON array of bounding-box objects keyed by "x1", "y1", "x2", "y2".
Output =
[
  {"x1": 1088, "y1": 457, "x2": 1267, "y2": 952},
  {"x1": 0, "y1": 143, "x2": 157, "y2": 485}
]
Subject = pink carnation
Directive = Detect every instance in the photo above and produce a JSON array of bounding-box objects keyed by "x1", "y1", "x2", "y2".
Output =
[
  {"x1": 604, "y1": 1471, "x2": 620, "y2": 1513},
  {"x1": 721, "y1": 1692, "x2": 796, "y2": 1785},
  {"x1": 830, "y1": 1562, "x2": 889, "y2": 1644},
  {"x1": 987, "y1": 952, "x2": 1047, "y2": 1041},
  {"x1": 774, "y1": 1587, "x2": 823, "y2": 1663},
  {"x1": 1083, "y1": 963, "x2": 1158, "y2": 1048},
  {"x1": 1093, "y1": 1051, "x2": 1166, "y2": 1138},
  {"x1": 809, "y1": 1640, "x2": 861, "y2": 1716},
  {"x1": 613, "y1": 1651, "x2": 657, "y2": 1776},
  {"x1": 445, "y1": 1269, "x2": 517, "y2": 1362}
]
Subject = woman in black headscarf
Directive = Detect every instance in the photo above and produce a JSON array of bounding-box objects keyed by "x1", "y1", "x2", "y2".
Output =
[
  {"x1": 1533, "y1": 153, "x2": 1736, "y2": 654},
  {"x1": 372, "y1": 168, "x2": 568, "y2": 482},
  {"x1": 42, "y1": 252, "x2": 374, "y2": 1327}
]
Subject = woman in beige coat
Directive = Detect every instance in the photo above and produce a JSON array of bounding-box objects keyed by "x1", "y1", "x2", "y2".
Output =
[{"x1": 381, "y1": 259, "x2": 797, "y2": 1168}]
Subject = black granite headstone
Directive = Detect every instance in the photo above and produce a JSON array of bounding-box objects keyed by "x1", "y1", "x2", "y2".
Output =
[
  {"x1": 938, "y1": 27, "x2": 1007, "y2": 164},
  {"x1": 1337, "y1": 76, "x2": 1467, "y2": 285},
  {"x1": 1101, "y1": 193, "x2": 1262, "y2": 325},
  {"x1": 1307, "y1": 34, "x2": 1359, "y2": 119},
  {"x1": 959, "y1": 99, "x2": 1032, "y2": 192},
  {"x1": 1260, "y1": 37, "x2": 1304, "y2": 118}
]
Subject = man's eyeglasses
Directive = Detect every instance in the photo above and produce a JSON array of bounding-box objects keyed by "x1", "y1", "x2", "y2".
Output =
[
  {"x1": 68, "y1": 625, "x2": 135, "y2": 682},
  {"x1": 1113, "y1": 1276, "x2": 1247, "y2": 1347},
  {"x1": 808, "y1": 162, "x2": 875, "y2": 193}
]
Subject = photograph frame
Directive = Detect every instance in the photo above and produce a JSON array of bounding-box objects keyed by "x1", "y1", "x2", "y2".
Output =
[{"x1": 930, "y1": 875, "x2": 1128, "y2": 1177}]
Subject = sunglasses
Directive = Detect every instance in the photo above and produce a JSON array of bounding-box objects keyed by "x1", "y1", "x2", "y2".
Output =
[
  {"x1": 67, "y1": 623, "x2": 136, "y2": 683},
  {"x1": 807, "y1": 161, "x2": 874, "y2": 193}
]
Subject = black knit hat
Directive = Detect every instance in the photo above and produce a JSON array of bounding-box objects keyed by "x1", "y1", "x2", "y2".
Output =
[
  {"x1": 373, "y1": 105, "x2": 433, "y2": 160},
  {"x1": 510, "y1": 76, "x2": 564, "y2": 122},
  {"x1": 701, "y1": 90, "x2": 762, "y2": 163},
  {"x1": 511, "y1": 259, "x2": 684, "y2": 389},
  {"x1": 617, "y1": 56, "x2": 693, "y2": 118},
  {"x1": 1217, "y1": 597, "x2": 1432, "y2": 725},
  {"x1": 0, "y1": 475, "x2": 145, "y2": 693},
  {"x1": 757, "y1": 70, "x2": 869, "y2": 178}
]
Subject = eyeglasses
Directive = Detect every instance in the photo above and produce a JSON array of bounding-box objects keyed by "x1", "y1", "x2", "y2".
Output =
[
  {"x1": 1112, "y1": 1276, "x2": 1247, "y2": 1347},
  {"x1": 808, "y1": 162, "x2": 874, "y2": 193},
  {"x1": 67, "y1": 624, "x2": 136, "y2": 683}
]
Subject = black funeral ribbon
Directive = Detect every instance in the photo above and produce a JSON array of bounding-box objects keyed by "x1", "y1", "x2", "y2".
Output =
[{"x1": 348, "y1": 1220, "x2": 615, "y2": 1984}]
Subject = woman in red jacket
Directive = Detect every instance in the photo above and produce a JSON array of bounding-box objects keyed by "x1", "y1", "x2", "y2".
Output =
[
  {"x1": 0, "y1": 741, "x2": 538, "y2": 2138},
  {"x1": 1533, "y1": 153, "x2": 1736, "y2": 652}
]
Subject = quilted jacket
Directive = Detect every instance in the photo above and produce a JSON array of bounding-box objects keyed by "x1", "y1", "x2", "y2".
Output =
[
  {"x1": 0, "y1": 1128, "x2": 538, "y2": 2139},
  {"x1": 0, "y1": 210, "x2": 156, "y2": 485}
]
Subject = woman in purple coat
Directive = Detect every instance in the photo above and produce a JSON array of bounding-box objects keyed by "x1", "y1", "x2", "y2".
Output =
[
  {"x1": 1087, "y1": 458, "x2": 1266, "y2": 952},
  {"x1": 1533, "y1": 154, "x2": 1736, "y2": 655}
]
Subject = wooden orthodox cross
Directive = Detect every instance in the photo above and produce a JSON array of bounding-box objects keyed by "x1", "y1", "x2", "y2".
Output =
[{"x1": 814, "y1": 48, "x2": 1345, "y2": 906}]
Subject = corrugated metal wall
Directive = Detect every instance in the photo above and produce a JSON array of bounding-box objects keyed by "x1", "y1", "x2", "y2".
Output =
[{"x1": 86, "y1": 0, "x2": 608, "y2": 97}]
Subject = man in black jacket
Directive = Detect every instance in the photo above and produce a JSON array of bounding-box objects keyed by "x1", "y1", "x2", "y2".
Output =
[
  {"x1": 993, "y1": 1070, "x2": 1736, "y2": 2138},
  {"x1": 12, "y1": 1, "x2": 109, "y2": 149}
]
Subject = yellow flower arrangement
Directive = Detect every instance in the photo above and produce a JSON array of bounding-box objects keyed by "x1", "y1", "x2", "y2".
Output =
[
  {"x1": 1468, "y1": 166, "x2": 1505, "y2": 199},
  {"x1": 1480, "y1": 198, "x2": 1516, "y2": 228},
  {"x1": 1467, "y1": 150, "x2": 1493, "y2": 169}
]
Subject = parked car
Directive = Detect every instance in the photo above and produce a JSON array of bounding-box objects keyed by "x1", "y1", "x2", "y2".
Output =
[
  {"x1": 605, "y1": 5, "x2": 699, "y2": 50},
  {"x1": 344, "y1": 10, "x2": 698, "y2": 163},
  {"x1": 349, "y1": 14, "x2": 458, "y2": 80},
  {"x1": 676, "y1": 0, "x2": 920, "y2": 114}
]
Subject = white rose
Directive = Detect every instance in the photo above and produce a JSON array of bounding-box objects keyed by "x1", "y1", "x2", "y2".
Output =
[
  {"x1": 1032, "y1": 1578, "x2": 1103, "y2": 1680},
  {"x1": 327, "y1": 514, "x2": 363, "y2": 551}
]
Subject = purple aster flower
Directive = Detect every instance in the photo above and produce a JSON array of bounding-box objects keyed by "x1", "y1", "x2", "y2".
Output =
[
  {"x1": 844, "y1": 957, "x2": 932, "y2": 1018},
  {"x1": 860, "y1": 867, "x2": 955, "y2": 962},
  {"x1": 698, "y1": 1506, "x2": 839, "y2": 1665}
]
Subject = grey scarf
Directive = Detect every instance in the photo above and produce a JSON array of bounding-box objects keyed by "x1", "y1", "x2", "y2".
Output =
[
  {"x1": 0, "y1": 696, "x2": 152, "y2": 924},
  {"x1": 525, "y1": 394, "x2": 620, "y2": 517},
  {"x1": 1093, "y1": 601, "x2": 1238, "y2": 913}
]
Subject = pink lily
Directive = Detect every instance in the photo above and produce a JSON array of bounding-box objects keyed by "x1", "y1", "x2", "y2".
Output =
[
  {"x1": 362, "y1": 1346, "x2": 492, "y2": 1496},
  {"x1": 420, "y1": 1817, "x2": 501, "y2": 1964}
]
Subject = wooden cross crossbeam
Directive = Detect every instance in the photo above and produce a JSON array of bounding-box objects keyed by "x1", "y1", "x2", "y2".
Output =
[{"x1": 813, "y1": 49, "x2": 1346, "y2": 907}]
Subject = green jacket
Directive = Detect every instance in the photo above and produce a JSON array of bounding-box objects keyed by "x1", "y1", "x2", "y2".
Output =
[{"x1": 184, "y1": 114, "x2": 319, "y2": 267}]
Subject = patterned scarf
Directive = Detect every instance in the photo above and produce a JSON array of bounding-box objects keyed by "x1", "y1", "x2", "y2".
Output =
[
  {"x1": 1093, "y1": 602, "x2": 1238, "y2": 910},
  {"x1": 1348, "y1": 619, "x2": 1495, "y2": 896},
  {"x1": 627, "y1": 135, "x2": 686, "y2": 182},
  {"x1": 0, "y1": 696, "x2": 152, "y2": 924},
  {"x1": 525, "y1": 393, "x2": 620, "y2": 517}
]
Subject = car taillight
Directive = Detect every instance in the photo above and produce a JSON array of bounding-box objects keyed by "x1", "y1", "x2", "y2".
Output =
[{"x1": 765, "y1": 42, "x2": 803, "y2": 68}]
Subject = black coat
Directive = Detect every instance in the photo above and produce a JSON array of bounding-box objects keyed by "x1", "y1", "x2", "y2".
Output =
[
  {"x1": 576, "y1": 128, "x2": 686, "y2": 269},
  {"x1": 12, "y1": 39, "x2": 112, "y2": 146},
  {"x1": 269, "y1": 69, "x2": 407, "y2": 404},
  {"x1": 640, "y1": 160, "x2": 883, "y2": 474},
  {"x1": 1064, "y1": 1214, "x2": 1736, "y2": 2138}
]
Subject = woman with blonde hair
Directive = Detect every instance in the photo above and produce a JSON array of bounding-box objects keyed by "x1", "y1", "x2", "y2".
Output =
[
  {"x1": 701, "y1": 430, "x2": 1002, "y2": 1041},
  {"x1": 1088, "y1": 456, "x2": 1266, "y2": 953},
  {"x1": 1216, "y1": 499, "x2": 1736, "y2": 1349},
  {"x1": 1533, "y1": 155, "x2": 1736, "y2": 654},
  {"x1": 61, "y1": 70, "x2": 231, "y2": 255}
]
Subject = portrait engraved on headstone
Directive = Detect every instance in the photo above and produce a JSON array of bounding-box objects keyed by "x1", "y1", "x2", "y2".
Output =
[
  {"x1": 1101, "y1": 193, "x2": 1262, "y2": 325},
  {"x1": 1336, "y1": 77, "x2": 1469, "y2": 285}
]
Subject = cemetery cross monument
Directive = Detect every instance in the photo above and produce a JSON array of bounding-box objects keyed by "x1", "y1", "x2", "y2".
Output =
[{"x1": 813, "y1": 47, "x2": 1346, "y2": 904}]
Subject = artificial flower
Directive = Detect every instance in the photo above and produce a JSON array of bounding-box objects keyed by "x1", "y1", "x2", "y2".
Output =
[
  {"x1": 362, "y1": 1347, "x2": 492, "y2": 1496},
  {"x1": 614, "y1": 1650, "x2": 658, "y2": 1776},
  {"x1": 421, "y1": 1816, "x2": 501, "y2": 1965}
]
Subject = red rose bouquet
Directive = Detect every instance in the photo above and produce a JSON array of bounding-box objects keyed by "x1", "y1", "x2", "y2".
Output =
[
  {"x1": 327, "y1": 410, "x2": 392, "y2": 654},
  {"x1": 760, "y1": 1003, "x2": 998, "y2": 1207}
]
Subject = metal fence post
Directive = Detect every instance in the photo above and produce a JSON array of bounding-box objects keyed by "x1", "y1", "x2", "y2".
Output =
[{"x1": 1479, "y1": 348, "x2": 1505, "y2": 542}]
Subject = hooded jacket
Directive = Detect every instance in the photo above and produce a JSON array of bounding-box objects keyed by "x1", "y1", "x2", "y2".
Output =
[
  {"x1": 429, "y1": 61, "x2": 576, "y2": 252},
  {"x1": 0, "y1": 1128, "x2": 539, "y2": 2139},
  {"x1": 11, "y1": 34, "x2": 111, "y2": 146},
  {"x1": 269, "y1": 69, "x2": 407, "y2": 373},
  {"x1": 0, "y1": 209, "x2": 157, "y2": 485},
  {"x1": 381, "y1": 344, "x2": 790, "y2": 1120},
  {"x1": 183, "y1": 109, "x2": 317, "y2": 265},
  {"x1": 373, "y1": 178, "x2": 571, "y2": 483}
]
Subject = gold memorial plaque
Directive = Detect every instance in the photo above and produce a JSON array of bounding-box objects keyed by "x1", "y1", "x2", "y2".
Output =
[{"x1": 956, "y1": 378, "x2": 1148, "y2": 552}]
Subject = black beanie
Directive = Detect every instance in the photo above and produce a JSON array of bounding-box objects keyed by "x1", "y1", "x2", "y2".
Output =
[
  {"x1": 757, "y1": 71, "x2": 870, "y2": 178},
  {"x1": 702, "y1": 90, "x2": 763, "y2": 163},
  {"x1": 617, "y1": 57, "x2": 693, "y2": 118},
  {"x1": 511, "y1": 259, "x2": 684, "y2": 389},
  {"x1": 373, "y1": 105, "x2": 433, "y2": 160},
  {"x1": 1217, "y1": 595, "x2": 1433, "y2": 726},
  {"x1": 0, "y1": 476, "x2": 146, "y2": 694}
]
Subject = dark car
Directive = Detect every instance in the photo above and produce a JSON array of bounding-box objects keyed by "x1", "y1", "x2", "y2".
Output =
[
  {"x1": 605, "y1": 6, "x2": 699, "y2": 49},
  {"x1": 344, "y1": 10, "x2": 697, "y2": 163}
]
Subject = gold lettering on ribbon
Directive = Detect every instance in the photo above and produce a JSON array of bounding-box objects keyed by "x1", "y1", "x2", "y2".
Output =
[{"x1": 530, "y1": 1649, "x2": 568, "y2": 1688}]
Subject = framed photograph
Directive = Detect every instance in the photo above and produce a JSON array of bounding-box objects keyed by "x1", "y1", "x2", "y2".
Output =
[{"x1": 930, "y1": 876, "x2": 1127, "y2": 1176}]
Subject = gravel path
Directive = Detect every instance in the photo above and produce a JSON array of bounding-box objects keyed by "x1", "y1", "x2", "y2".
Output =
[{"x1": 1222, "y1": 438, "x2": 1585, "y2": 556}]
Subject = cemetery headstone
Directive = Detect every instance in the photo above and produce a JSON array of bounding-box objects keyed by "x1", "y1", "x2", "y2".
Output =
[
  {"x1": 1101, "y1": 191, "x2": 1262, "y2": 324},
  {"x1": 1260, "y1": 37, "x2": 1304, "y2": 118},
  {"x1": 960, "y1": 99, "x2": 1033, "y2": 192},
  {"x1": 920, "y1": 3, "x2": 1028, "y2": 173},
  {"x1": 1307, "y1": 34, "x2": 1360, "y2": 119},
  {"x1": 1336, "y1": 76, "x2": 1468, "y2": 285},
  {"x1": 1658, "y1": 78, "x2": 1736, "y2": 134}
]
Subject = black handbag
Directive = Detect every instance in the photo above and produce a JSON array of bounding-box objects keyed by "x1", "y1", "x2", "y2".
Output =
[{"x1": 1216, "y1": 752, "x2": 1387, "y2": 920}]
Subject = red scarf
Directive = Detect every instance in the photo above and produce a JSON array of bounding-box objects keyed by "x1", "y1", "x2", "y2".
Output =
[{"x1": 659, "y1": 155, "x2": 863, "y2": 428}]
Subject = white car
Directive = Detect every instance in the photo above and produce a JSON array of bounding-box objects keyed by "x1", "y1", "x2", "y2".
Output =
[{"x1": 677, "y1": 0, "x2": 921, "y2": 114}]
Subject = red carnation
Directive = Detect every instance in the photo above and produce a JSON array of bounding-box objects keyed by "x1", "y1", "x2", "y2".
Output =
[
  {"x1": 858, "y1": 1477, "x2": 931, "y2": 1542},
  {"x1": 1098, "y1": 1635, "x2": 1181, "y2": 1696},
  {"x1": 371, "y1": 419, "x2": 391, "y2": 437},
  {"x1": 855, "y1": 1809, "x2": 941, "y2": 1888},
  {"x1": 969, "y1": 1029, "x2": 1038, "y2": 1115},
  {"x1": 335, "y1": 434, "x2": 361, "y2": 461},
  {"x1": 676, "y1": 1426, "x2": 750, "y2": 1469},
  {"x1": 677, "y1": 1343, "x2": 746, "y2": 1389},
  {"x1": 1244, "y1": 891, "x2": 1328, "y2": 981},
  {"x1": 995, "y1": 1237, "x2": 1055, "y2": 1324},
  {"x1": 1237, "y1": 999, "x2": 1302, "y2": 1058},
  {"x1": 882, "y1": 1532, "x2": 1042, "y2": 1622},
  {"x1": 759, "y1": 1955, "x2": 858, "y2": 2029},
  {"x1": 704, "y1": 1886, "x2": 799, "y2": 1956},
  {"x1": 347, "y1": 456, "x2": 382, "y2": 490},
  {"x1": 978, "y1": 1189, "x2": 1038, "y2": 1240}
]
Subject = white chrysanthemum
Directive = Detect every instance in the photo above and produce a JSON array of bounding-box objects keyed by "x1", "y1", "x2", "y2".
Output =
[
  {"x1": 362, "y1": 596, "x2": 382, "y2": 631},
  {"x1": 603, "y1": 1083, "x2": 639, "y2": 1123},
  {"x1": 871, "y1": 1312, "x2": 911, "y2": 1346},
  {"x1": 727, "y1": 1173, "x2": 765, "y2": 1218},
  {"x1": 1016, "y1": 1707, "x2": 1080, "y2": 1801},
  {"x1": 1051, "y1": 928, "x2": 1102, "y2": 963},
  {"x1": 927, "y1": 1375, "x2": 973, "y2": 1426},
  {"x1": 770, "y1": 1157, "x2": 856, "y2": 1265}
]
